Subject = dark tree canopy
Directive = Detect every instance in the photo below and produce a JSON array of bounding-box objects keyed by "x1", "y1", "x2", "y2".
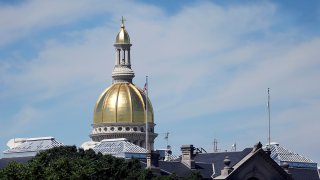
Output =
[
  {"x1": 0, "y1": 146, "x2": 146, "y2": 180},
  {"x1": 0, "y1": 146, "x2": 202, "y2": 180}
]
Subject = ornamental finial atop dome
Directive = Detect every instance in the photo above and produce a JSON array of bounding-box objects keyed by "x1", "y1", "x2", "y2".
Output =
[
  {"x1": 121, "y1": 16, "x2": 125, "y2": 28},
  {"x1": 115, "y1": 16, "x2": 130, "y2": 44}
]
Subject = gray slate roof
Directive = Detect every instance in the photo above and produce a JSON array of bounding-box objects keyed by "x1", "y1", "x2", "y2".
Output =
[
  {"x1": 85, "y1": 138, "x2": 148, "y2": 158},
  {"x1": 265, "y1": 143, "x2": 318, "y2": 169},
  {"x1": 3, "y1": 137, "x2": 63, "y2": 158},
  {"x1": 269, "y1": 143, "x2": 314, "y2": 162},
  {"x1": 145, "y1": 148, "x2": 252, "y2": 179},
  {"x1": 194, "y1": 148, "x2": 252, "y2": 178},
  {"x1": 149, "y1": 147, "x2": 319, "y2": 180},
  {"x1": 289, "y1": 168, "x2": 320, "y2": 180}
]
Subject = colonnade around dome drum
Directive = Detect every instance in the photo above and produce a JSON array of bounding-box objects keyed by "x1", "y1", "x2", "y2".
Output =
[{"x1": 90, "y1": 122, "x2": 157, "y2": 149}]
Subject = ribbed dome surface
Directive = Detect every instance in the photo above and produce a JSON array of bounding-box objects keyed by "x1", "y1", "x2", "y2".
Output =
[
  {"x1": 93, "y1": 83, "x2": 153, "y2": 124},
  {"x1": 115, "y1": 25, "x2": 130, "y2": 44}
]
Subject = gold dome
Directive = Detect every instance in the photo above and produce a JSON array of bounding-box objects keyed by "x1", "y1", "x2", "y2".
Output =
[
  {"x1": 93, "y1": 83, "x2": 154, "y2": 124},
  {"x1": 115, "y1": 20, "x2": 130, "y2": 44}
]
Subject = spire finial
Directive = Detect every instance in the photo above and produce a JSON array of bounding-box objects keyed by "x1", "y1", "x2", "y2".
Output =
[{"x1": 121, "y1": 16, "x2": 126, "y2": 28}]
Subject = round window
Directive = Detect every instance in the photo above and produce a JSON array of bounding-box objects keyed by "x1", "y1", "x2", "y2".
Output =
[
  {"x1": 133, "y1": 127, "x2": 138, "y2": 131},
  {"x1": 126, "y1": 127, "x2": 130, "y2": 131},
  {"x1": 110, "y1": 127, "x2": 114, "y2": 131},
  {"x1": 118, "y1": 127, "x2": 122, "y2": 131}
]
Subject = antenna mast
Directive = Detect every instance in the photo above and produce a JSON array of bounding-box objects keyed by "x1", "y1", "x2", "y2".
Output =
[
  {"x1": 213, "y1": 138, "x2": 218, "y2": 152},
  {"x1": 164, "y1": 132, "x2": 170, "y2": 148},
  {"x1": 231, "y1": 143, "x2": 237, "y2": 152},
  {"x1": 268, "y1": 88, "x2": 271, "y2": 147}
]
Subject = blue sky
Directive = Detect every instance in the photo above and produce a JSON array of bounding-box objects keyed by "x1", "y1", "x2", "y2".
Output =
[{"x1": 0, "y1": 0, "x2": 320, "y2": 163}]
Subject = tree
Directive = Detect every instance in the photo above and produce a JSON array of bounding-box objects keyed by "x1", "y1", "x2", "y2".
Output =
[
  {"x1": 0, "y1": 146, "x2": 146, "y2": 180},
  {"x1": 184, "y1": 171, "x2": 203, "y2": 180},
  {"x1": 0, "y1": 146, "x2": 204, "y2": 179},
  {"x1": 0, "y1": 161, "x2": 28, "y2": 179}
]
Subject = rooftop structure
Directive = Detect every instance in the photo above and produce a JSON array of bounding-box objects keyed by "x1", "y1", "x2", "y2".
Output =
[
  {"x1": 142, "y1": 143, "x2": 320, "y2": 180},
  {"x1": 81, "y1": 138, "x2": 147, "y2": 159},
  {"x1": 265, "y1": 142, "x2": 317, "y2": 169},
  {"x1": 3, "y1": 137, "x2": 63, "y2": 158}
]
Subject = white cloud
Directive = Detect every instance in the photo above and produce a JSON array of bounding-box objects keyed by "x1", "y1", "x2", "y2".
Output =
[
  {"x1": 0, "y1": 106, "x2": 44, "y2": 137},
  {"x1": 0, "y1": 0, "x2": 320, "y2": 163},
  {"x1": 0, "y1": 0, "x2": 162, "y2": 46}
]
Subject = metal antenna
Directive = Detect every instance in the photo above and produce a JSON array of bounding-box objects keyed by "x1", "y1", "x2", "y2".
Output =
[
  {"x1": 231, "y1": 143, "x2": 237, "y2": 152},
  {"x1": 213, "y1": 138, "x2": 218, "y2": 152},
  {"x1": 164, "y1": 132, "x2": 170, "y2": 148},
  {"x1": 268, "y1": 88, "x2": 271, "y2": 147}
]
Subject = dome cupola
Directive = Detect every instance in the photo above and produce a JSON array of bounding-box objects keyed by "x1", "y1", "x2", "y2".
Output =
[
  {"x1": 112, "y1": 16, "x2": 134, "y2": 84},
  {"x1": 115, "y1": 17, "x2": 130, "y2": 44}
]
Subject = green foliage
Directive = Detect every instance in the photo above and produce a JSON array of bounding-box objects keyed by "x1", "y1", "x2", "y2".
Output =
[
  {"x1": 0, "y1": 146, "x2": 204, "y2": 180},
  {"x1": 183, "y1": 171, "x2": 203, "y2": 180},
  {"x1": 153, "y1": 172, "x2": 178, "y2": 180},
  {"x1": 0, "y1": 146, "x2": 146, "y2": 180},
  {"x1": 0, "y1": 161, "x2": 28, "y2": 180}
]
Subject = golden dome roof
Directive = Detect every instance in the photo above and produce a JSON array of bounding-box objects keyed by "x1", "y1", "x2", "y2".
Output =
[
  {"x1": 115, "y1": 18, "x2": 130, "y2": 44},
  {"x1": 93, "y1": 83, "x2": 154, "y2": 124}
]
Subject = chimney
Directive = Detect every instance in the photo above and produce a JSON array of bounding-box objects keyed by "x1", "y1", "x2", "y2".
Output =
[
  {"x1": 146, "y1": 151, "x2": 160, "y2": 174},
  {"x1": 181, "y1": 144, "x2": 195, "y2": 169}
]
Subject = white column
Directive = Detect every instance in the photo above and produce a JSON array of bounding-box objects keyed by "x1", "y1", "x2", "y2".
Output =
[
  {"x1": 115, "y1": 49, "x2": 119, "y2": 65},
  {"x1": 117, "y1": 49, "x2": 121, "y2": 65},
  {"x1": 127, "y1": 49, "x2": 131, "y2": 66}
]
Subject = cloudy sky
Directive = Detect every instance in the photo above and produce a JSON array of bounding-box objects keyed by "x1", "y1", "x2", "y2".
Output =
[{"x1": 0, "y1": 0, "x2": 320, "y2": 163}]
